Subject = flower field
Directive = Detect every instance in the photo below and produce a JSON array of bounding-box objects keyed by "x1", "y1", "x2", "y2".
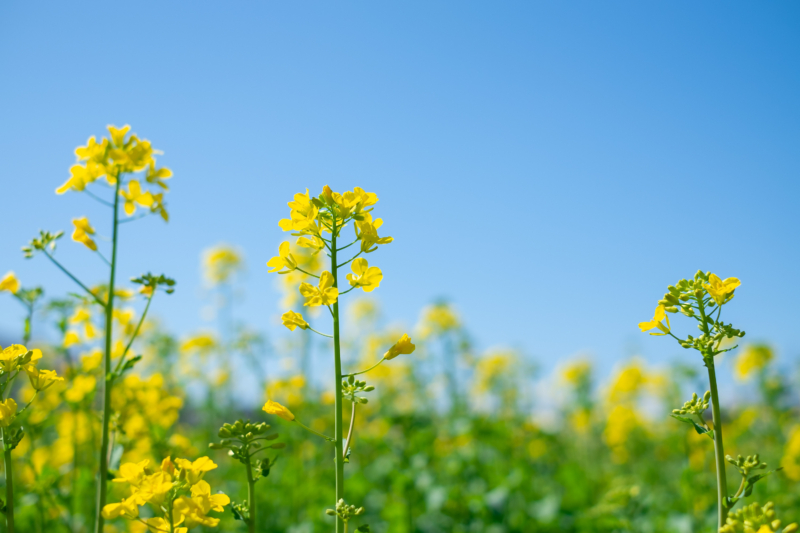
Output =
[{"x1": 0, "y1": 126, "x2": 798, "y2": 533}]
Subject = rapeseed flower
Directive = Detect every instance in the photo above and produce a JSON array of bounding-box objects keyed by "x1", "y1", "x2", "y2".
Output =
[
  {"x1": 384, "y1": 334, "x2": 415, "y2": 360},
  {"x1": 299, "y1": 271, "x2": 338, "y2": 307},
  {"x1": 703, "y1": 273, "x2": 740, "y2": 305},
  {"x1": 262, "y1": 399, "x2": 295, "y2": 421},
  {"x1": 638, "y1": 305, "x2": 670, "y2": 335},
  {"x1": 0, "y1": 272, "x2": 20, "y2": 293},
  {"x1": 346, "y1": 258, "x2": 382, "y2": 292},
  {"x1": 0, "y1": 398, "x2": 18, "y2": 427},
  {"x1": 120, "y1": 180, "x2": 154, "y2": 216},
  {"x1": 267, "y1": 242, "x2": 298, "y2": 274},
  {"x1": 72, "y1": 217, "x2": 98, "y2": 251},
  {"x1": 281, "y1": 310, "x2": 309, "y2": 331}
]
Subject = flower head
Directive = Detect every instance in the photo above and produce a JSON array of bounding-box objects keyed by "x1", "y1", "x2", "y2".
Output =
[
  {"x1": 703, "y1": 273, "x2": 740, "y2": 305},
  {"x1": 262, "y1": 399, "x2": 295, "y2": 421},
  {"x1": 0, "y1": 272, "x2": 20, "y2": 294},
  {"x1": 638, "y1": 305, "x2": 671, "y2": 336},
  {"x1": 71, "y1": 217, "x2": 98, "y2": 251},
  {"x1": 281, "y1": 310, "x2": 309, "y2": 331},
  {"x1": 175, "y1": 456, "x2": 218, "y2": 485},
  {"x1": 346, "y1": 258, "x2": 383, "y2": 292},
  {"x1": 299, "y1": 271, "x2": 339, "y2": 307},
  {"x1": 384, "y1": 334, "x2": 416, "y2": 360}
]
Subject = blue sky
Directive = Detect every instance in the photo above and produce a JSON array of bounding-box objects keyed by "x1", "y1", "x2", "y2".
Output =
[{"x1": 1, "y1": 1, "x2": 798, "y2": 385}]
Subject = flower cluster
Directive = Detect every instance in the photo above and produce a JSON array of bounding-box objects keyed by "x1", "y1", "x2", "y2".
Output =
[
  {"x1": 55, "y1": 124, "x2": 171, "y2": 221},
  {"x1": 103, "y1": 456, "x2": 229, "y2": 532}
]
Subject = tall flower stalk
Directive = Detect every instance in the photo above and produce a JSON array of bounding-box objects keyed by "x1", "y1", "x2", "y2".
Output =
[
  {"x1": 263, "y1": 186, "x2": 415, "y2": 532},
  {"x1": 23, "y1": 125, "x2": 174, "y2": 533},
  {"x1": 638, "y1": 271, "x2": 782, "y2": 530}
]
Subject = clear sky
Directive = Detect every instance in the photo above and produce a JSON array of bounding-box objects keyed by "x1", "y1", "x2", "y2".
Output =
[{"x1": 1, "y1": 2, "x2": 798, "y2": 385}]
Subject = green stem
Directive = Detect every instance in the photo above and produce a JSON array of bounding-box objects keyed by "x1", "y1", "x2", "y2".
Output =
[
  {"x1": 43, "y1": 251, "x2": 106, "y2": 307},
  {"x1": 331, "y1": 218, "x2": 345, "y2": 533},
  {"x1": 95, "y1": 174, "x2": 121, "y2": 533},
  {"x1": 698, "y1": 297, "x2": 728, "y2": 528},
  {"x1": 112, "y1": 291, "x2": 155, "y2": 375},
  {"x1": 344, "y1": 358, "x2": 386, "y2": 378},
  {"x1": 293, "y1": 420, "x2": 334, "y2": 442},
  {"x1": 2, "y1": 428, "x2": 15, "y2": 533},
  {"x1": 245, "y1": 457, "x2": 256, "y2": 533},
  {"x1": 343, "y1": 402, "x2": 356, "y2": 460}
]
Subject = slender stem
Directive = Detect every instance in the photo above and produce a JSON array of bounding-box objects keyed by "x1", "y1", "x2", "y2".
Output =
[
  {"x1": 336, "y1": 251, "x2": 362, "y2": 270},
  {"x1": 331, "y1": 217, "x2": 345, "y2": 533},
  {"x1": 113, "y1": 292, "x2": 155, "y2": 375},
  {"x1": 83, "y1": 188, "x2": 114, "y2": 208},
  {"x1": 308, "y1": 326, "x2": 333, "y2": 339},
  {"x1": 698, "y1": 296, "x2": 728, "y2": 528},
  {"x1": 733, "y1": 476, "x2": 746, "y2": 499},
  {"x1": 344, "y1": 358, "x2": 386, "y2": 378},
  {"x1": 336, "y1": 240, "x2": 358, "y2": 252},
  {"x1": 2, "y1": 428, "x2": 15, "y2": 533},
  {"x1": 343, "y1": 402, "x2": 356, "y2": 460},
  {"x1": 245, "y1": 457, "x2": 256, "y2": 533},
  {"x1": 95, "y1": 173, "x2": 121, "y2": 533},
  {"x1": 338, "y1": 286, "x2": 357, "y2": 297},
  {"x1": 293, "y1": 420, "x2": 334, "y2": 442},
  {"x1": 295, "y1": 267, "x2": 320, "y2": 279},
  {"x1": 43, "y1": 251, "x2": 106, "y2": 307}
]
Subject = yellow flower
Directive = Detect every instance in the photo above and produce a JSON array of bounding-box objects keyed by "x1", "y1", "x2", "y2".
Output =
[
  {"x1": 101, "y1": 497, "x2": 140, "y2": 520},
  {"x1": 174, "y1": 456, "x2": 218, "y2": 485},
  {"x1": 279, "y1": 190, "x2": 320, "y2": 235},
  {"x1": 69, "y1": 306, "x2": 98, "y2": 339},
  {"x1": 562, "y1": 359, "x2": 592, "y2": 386},
  {"x1": 113, "y1": 460, "x2": 151, "y2": 487},
  {"x1": 0, "y1": 344, "x2": 28, "y2": 373},
  {"x1": 384, "y1": 334, "x2": 415, "y2": 360},
  {"x1": 202, "y1": 245, "x2": 243, "y2": 285},
  {"x1": 25, "y1": 367, "x2": 64, "y2": 391},
  {"x1": 120, "y1": 180, "x2": 154, "y2": 216},
  {"x1": 65, "y1": 375, "x2": 96, "y2": 403},
  {"x1": 71, "y1": 217, "x2": 98, "y2": 251},
  {"x1": 180, "y1": 334, "x2": 217, "y2": 355},
  {"x1": 262, "y1": 399, "x2": 295, "y2": 421},
  {"x1": 0, "y1": 398, "x2": 17, "y2": 427},
  {"x1": 638, "y1": 305, "x2": 670, "y2": 336},
  {"x1": 56, "y1": 162, "x2": 105, "y2": 194},
  {"x1": 346, "y1": 258, "x2": 383, "y2": 292},
  {"x1": 296, "y1": 235, "x2": 326, "y2": 253},
  {"x1": 356, "y1": 216, "x2": 393, "y2": 253},
  {"x1": 267, "y1": 242, "x2": 298, "y2": 274},
  {"x1": 145, "y1": 160, "x2": 172, "y2": 190},
  {"x1": 299, "y1": 271, "x2": 338, "y2": 307},
  {"x1": 0, "y1": 272, "x2": 20, "y2": 294},
  {"x1": 735, "y1": 344, "x2": 773, "y2": 381},
  {"x1": 281, "y1": 310, "x2": 309, "y2": 331},
  {"x1": 172, "y1": 480, "x2": 230, "y2": 528},
  {"x1": 130, "y1": 471, "x2": 174, "y2": 505},
  {"x1": 703, "y1": 273, "x2": 740, "y2": 305},
  {"x1": 146, "y1": 517, "x2": 187, "y2": 533},
  {"x1": 63, "y1": 331, "x2": 81, "y2": 348}
]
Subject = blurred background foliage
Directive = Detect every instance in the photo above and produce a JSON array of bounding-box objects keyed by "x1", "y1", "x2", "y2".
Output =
[{"x1": 1, "y1": 245, "x2": 798, "y2": 533}]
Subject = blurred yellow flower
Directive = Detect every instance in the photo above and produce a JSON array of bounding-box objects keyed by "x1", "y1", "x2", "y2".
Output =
[
  {"x1": 70, "y1": 305, "x2": 98, "y2": 339},
  {"x1": 0, "y1": 271, "x2": 20, "y2": 294},
  {"x1": 703, "y1": 273, "x2": 740, "y2": 305},
  {"x1": 263, "y1": 399, "x2": 295, "y2": 421},
  {"x1": 267, "y1": 242, "x2": 298, "y2": 274},
  {"x1": 25, "y1": 367, "x2": 64, "y2": 392},
  {"x1": 281, "y1": 310, "x2": 309, "y2": 331},
  {"x1": 0, "y1": 398, "x2": 17, "y2": 426},
  {"x1": 299, "y1": 271, "x2": 338, "y2": 307},
  {"x1": 65, "y1": 375, "x2": 96, "y2": 403},
  {"x1": 562, "y1": 358, "x2": 592, "y2": 386},
  {"x1": 416, "y1": 302, "x2": 459, "y2": 339},
  {"x1": 734, "y1": 344, "x2": 773, "y2": 381},
  {"x1": 120, "y1": 180, "x2": 154, "y2": 216},
  {"x1": 638, "y1": 305, "x2": 670, "y2": 336},
  {"x1": 145, "y1": 160, "x2": 172, "y2": 190},
  {"x1": 72, "y1": 217, "x2": 98, "y2": 251},
  {"x1": 346, "y1": 258, "x2": 383, "y2": 292},
  {"x1": 202, "y1": 245, "x2": 243, "y2": 285},
  {"x1": 384, "y1": 334, "x2": 416, "y2": 360}
]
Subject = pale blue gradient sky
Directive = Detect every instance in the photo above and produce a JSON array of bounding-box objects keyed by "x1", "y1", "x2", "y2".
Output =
[{"x1": 1, "y1": 2, "x2": 799, "y2": 385}]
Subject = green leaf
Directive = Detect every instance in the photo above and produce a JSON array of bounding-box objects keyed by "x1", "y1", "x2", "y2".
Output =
[
  {"x1": 743, "y1": 468, "x2": 782, "y2": 497},
  {"x1": 670, "y1": 414, "x2": 714, "y2": 440}
]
